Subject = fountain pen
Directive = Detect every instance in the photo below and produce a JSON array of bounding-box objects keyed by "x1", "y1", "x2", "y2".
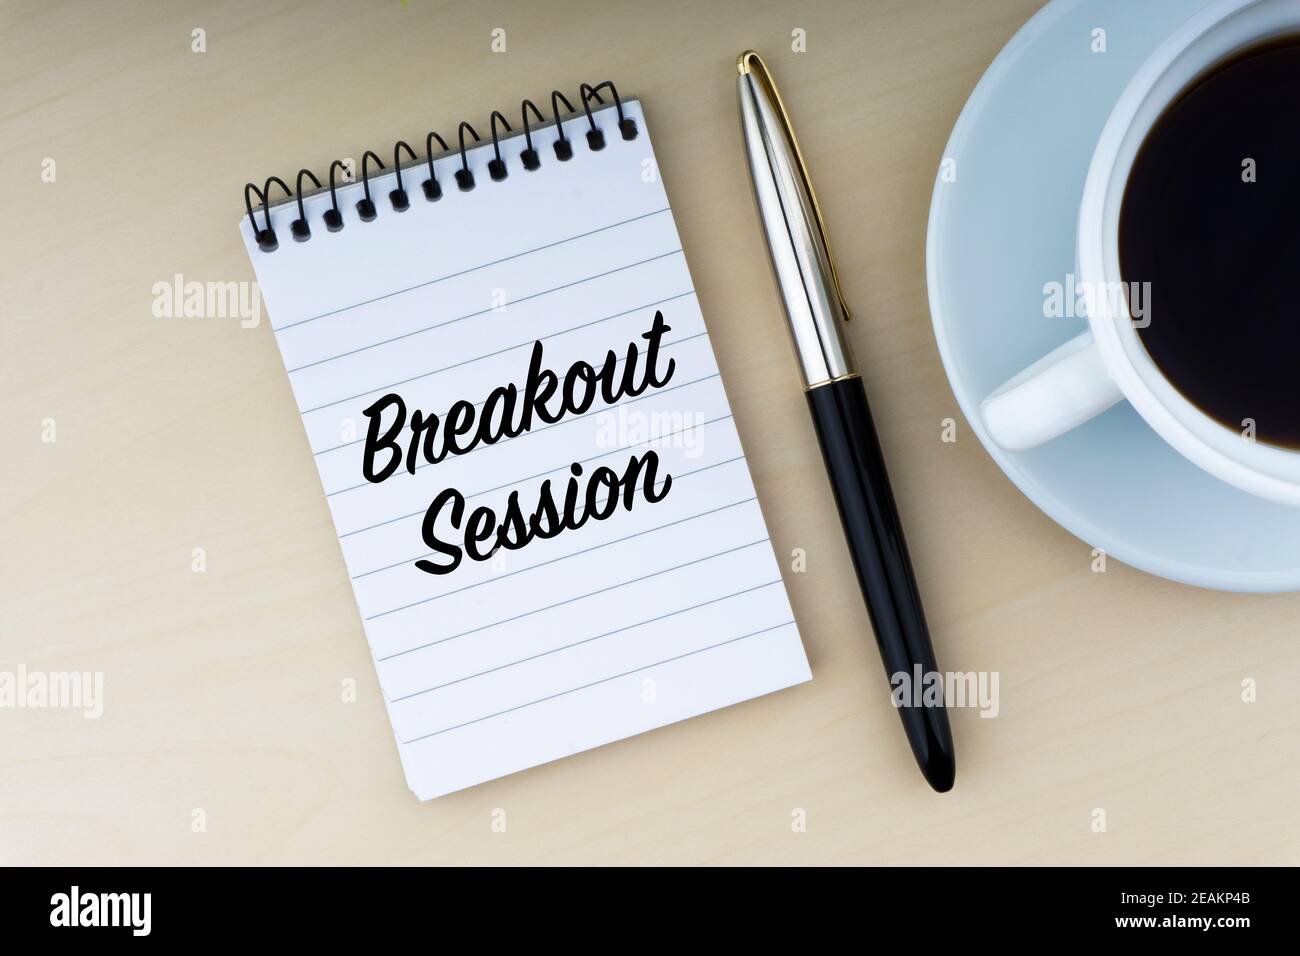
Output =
[{"x1": 736, "y1": 51, "x2": 955, "y2": 791}]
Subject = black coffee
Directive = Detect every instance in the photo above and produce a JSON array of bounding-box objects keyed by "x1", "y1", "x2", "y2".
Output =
[{"x1": 1121, "y1": 36, "x2": 1300, "y2": 448}]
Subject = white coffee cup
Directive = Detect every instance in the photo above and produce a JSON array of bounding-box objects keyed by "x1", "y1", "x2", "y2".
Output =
[{"x1": 980, "y1": 0, "x2": 1300, "y2": 507}]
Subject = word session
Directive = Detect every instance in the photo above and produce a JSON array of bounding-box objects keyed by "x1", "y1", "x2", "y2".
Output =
[{"x1": 362, "y1": 311, "x2": 677, "y2": 575}]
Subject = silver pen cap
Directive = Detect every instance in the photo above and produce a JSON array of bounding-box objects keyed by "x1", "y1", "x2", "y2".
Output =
[{"x1": 737, "y1": 50, "x2": 856, "y2": 389}]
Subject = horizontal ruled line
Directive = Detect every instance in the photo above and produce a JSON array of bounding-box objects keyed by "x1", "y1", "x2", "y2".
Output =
[
  {"x1": 308, "y1": 291, "x2": 696, "y2": 441},
  {"x1": 374, "y1": 537, "x2": 770, "y2": 656},
  {"x1": 275, "y1": 207, "x2": 672, "y2": 331},
  {"x1": 365, "y1": 497, "x2": 758, "y2": 622},
  {"x1": 387, "y1": 580, "x2": 783, "y2": 702},
  {"x1": 324, "y1": 367, "x2": 718, "y2": 498},
  {"x1": 287, "y1": 248, "x2": 684, "y2": 376},
  {"x1": 397, "y1": 620, "x2": 797, "y2": 744},
  {"x1": 351, "y1": 444, "x2": 743, "y2": 580},
  {"x1": 339, "y1": 411, "x2": 731, "y2": 540}
]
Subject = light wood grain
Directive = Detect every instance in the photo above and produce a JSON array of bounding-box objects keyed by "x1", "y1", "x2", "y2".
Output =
[{"x1": 1, "y1": 0, "x2": 1296, "y2": 866}]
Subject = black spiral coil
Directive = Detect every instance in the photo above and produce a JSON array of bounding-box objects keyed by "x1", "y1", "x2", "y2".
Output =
[{"x1": 244, "y1": 81, "x2": 637, "y2": 253}]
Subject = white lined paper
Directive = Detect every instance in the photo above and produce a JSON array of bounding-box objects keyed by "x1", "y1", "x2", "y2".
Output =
[{"x1": 240, "y1": 99, "x2": 809, "y2": 799}]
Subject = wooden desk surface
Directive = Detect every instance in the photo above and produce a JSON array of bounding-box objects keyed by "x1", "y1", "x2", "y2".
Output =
[{"x1": 3, "y1": 0, "x2": 1296, "y2": 865}]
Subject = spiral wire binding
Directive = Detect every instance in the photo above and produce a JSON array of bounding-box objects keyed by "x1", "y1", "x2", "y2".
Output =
[{"x1": 244, "y1": 81, "x2": 637, "y2": 253}]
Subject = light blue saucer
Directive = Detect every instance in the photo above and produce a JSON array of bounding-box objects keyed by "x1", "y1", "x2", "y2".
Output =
[{"x1": 927, "y1": 0, "x2": 1300, "y2": 592}]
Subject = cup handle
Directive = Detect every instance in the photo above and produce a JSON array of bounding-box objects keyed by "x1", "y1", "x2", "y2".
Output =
[{"x1": 979, "y1": 331, "x2": 1124, "y2": 451}]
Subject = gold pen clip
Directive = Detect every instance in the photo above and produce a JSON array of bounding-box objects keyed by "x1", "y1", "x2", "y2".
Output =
[{"x1": 737, "y1": 50, "x2": 852, "y2": 322}]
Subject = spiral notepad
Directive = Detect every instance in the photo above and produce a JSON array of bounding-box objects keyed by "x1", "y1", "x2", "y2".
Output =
[{"x1": 239, "y1": 82, "x2": 810, "y2": 799}]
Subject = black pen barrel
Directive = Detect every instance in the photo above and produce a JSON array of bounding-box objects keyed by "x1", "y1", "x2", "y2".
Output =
[{"x1": 806, "y1": 376, "x2": 956, "y2": 792}]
